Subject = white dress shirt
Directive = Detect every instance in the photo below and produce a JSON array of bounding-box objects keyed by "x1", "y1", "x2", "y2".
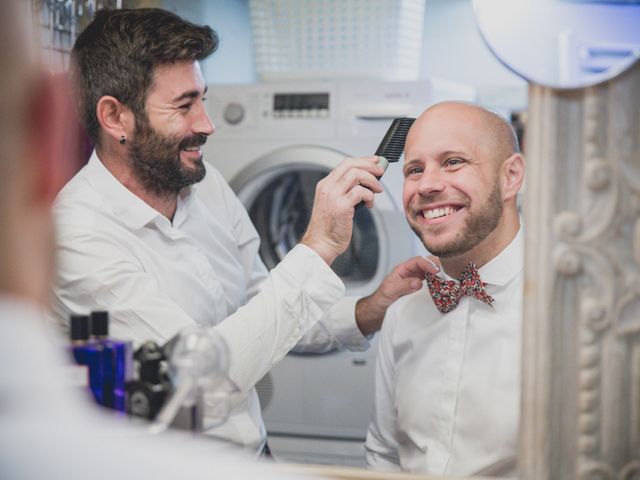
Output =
[
  {"x1": 365, "y1": 228, "x2": 523, "y2": 476},
  {"x1": 52, "y1": 152, "x2": 368, "y2": 449},
  {"x1": 0, "y1": 295, "x2": 325, "y2": 479}
]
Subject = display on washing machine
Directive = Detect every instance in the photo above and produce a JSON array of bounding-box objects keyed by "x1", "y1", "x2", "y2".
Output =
[{"x1": 273, "y1": 93, "x2": 329, "y2": 117}]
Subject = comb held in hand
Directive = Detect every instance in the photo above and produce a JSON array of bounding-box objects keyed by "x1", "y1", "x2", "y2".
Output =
[
  {"x1": 355, "y1": 117, "x2": 416, "y2": 210},
  {"x1": 375, "y1": 117, "x2": 416, "y2": 163}
]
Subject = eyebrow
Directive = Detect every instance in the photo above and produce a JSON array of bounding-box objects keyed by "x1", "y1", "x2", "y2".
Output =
[
  {"x1": 402, "y1": 158, "x2": 422, "y2": 170},
  {"x1": 403, "y1": 149, "x2": 470, "y2": 165},
  {"x1": 438, "y1": 149, "x2": 469, "y2": 158},
  {"x1": 172, "y1": 85, "x2": 208, "y2": 103}
]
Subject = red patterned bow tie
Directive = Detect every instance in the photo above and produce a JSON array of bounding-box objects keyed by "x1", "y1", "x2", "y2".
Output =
[{"x1": 425, "y1": 262, "x2": 495, "y2": 314}]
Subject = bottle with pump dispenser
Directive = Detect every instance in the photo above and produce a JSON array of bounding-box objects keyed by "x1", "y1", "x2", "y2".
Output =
[
  {"x1": 69, "y1": 314, "x2": 104, "y2": 405},
  {"x1": 89, "y1": 311, "x2": 132, "y2": 412}
]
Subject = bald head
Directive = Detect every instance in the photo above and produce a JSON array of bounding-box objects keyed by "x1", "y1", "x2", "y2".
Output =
[{"x1": 407, "y1": 101, "x2": 519, "y2": 169}]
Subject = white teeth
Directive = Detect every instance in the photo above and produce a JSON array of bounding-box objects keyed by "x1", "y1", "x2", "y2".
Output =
[{"x1": 423, "y1": 206, "x2": 457, "y2": 219}]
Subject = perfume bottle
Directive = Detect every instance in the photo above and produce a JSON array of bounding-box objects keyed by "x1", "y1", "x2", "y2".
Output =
[
  {"x1": 126, "y1": 341, "x2": 171, "y2": 420},
  {"x1": 90, "y1": 311, "x2": 132, "y2": 412},
  {"x1": 69, "y1": 314, "x2": 104, "y2": 405}
]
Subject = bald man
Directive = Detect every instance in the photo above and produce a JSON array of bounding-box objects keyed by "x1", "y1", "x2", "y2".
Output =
[{"x1": 365, "y1": 102, "x2": 525, "y2": 476}]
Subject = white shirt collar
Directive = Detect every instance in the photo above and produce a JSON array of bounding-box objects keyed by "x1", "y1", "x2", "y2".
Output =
[{"x1": 84, "y1": 151, "x2": 196, "y2": 230}]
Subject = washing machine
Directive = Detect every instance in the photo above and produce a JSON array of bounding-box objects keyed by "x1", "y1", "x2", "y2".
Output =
[{"x1": 202, "y1": 79, "x2": 475, "y2": 465}]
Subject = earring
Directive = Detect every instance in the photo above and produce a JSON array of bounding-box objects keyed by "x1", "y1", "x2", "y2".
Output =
[{"x1": 119, "y1": 135, "x2": 126, "y2": 145}]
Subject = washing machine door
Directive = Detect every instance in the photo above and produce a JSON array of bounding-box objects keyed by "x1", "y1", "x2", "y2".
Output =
[{"x1": 231, "y1": 145, "x2": 413, "y2": 297}]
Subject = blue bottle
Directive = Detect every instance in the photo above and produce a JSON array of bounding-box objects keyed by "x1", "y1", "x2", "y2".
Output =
[
  {"x1": 69, "y1": 314, "x2": 104, "y2": 405},
  {"x1": 90, "y1": 311, "x2": 132, "y2": 412}
]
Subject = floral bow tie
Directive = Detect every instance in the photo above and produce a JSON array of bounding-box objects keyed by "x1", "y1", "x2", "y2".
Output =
[{"x1": 425, "y1": 262, "x2": 495, "y2": 314}]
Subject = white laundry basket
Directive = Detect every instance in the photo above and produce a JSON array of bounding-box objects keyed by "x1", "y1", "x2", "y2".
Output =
[{"x1": 249, "y1": 0, "x2": 425, "y2": 81}]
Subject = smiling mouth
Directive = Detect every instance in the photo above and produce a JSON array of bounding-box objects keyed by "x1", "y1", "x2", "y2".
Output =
[
  {"x1": 180, "y1": 134, "x2": 208, "y2": 153},
  {"x1": 422, "y1": 206, "x2": 462, "y2": 220}
]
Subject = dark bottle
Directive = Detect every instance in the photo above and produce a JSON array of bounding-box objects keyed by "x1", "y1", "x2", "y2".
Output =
[
  {"x1": 126, "y1": 342, "x2": 171, "y2": 421},
  {"x1": 90, "y1": 311, "x2": 132, "y2": 412},
  {"x1": 69, "y1": 314, "x2": 104, "y2": 405}
]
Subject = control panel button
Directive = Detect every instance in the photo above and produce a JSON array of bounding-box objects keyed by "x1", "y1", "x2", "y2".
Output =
[{"x1": 223, "y1": 102, "x2": 245, "y2": 125}]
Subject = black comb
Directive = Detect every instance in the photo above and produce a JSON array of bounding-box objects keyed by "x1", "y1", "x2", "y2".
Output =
[
  {"x1": 355, "y1": 117, "x2": 415, "y2": 210},
  {"x1": 375, "y1": 117, "x2": 415, "y2": 162}
]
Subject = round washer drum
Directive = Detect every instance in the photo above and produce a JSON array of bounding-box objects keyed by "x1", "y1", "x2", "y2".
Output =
[{"x1": 247, "y1": 166, "x2": 380, "y2": 284}]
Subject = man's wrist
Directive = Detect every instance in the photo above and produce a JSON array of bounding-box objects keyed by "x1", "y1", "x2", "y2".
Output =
[
  {"x1": 355, "y1": 295, "x2": 385, "y2": 336},
  {"x1": 299, "y1": 236, "x2": 338, "y2": 266}
]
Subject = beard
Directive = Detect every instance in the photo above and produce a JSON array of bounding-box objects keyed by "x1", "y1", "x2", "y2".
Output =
[
  {"x1": 128, "y1": 115, "x2": 207, "y2": 196},
  {"x1": 410, "y1": 181, "x2": 503, "y2": 258}
]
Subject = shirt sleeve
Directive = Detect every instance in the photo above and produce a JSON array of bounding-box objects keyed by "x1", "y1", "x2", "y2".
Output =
[
  {"x1": 293, "y1": 296, "x2": 370, "y2": 353},
  {"x1": 215, "y1": 244, "x2": 346, "y2": 392},
  {"x1": 52, "y1": 229, "x2": 345, "y2": 396},
  {"x1": 365, "y1": 301, "x2": 402, "y2": 471}
]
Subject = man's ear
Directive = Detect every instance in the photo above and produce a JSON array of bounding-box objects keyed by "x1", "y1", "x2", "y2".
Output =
[
  {"x1": 500, "y1": 153, "x2": 525, "y2": 202},
  {"x1": 96, "y1": 95, "x2": 135, "y2": 145}
]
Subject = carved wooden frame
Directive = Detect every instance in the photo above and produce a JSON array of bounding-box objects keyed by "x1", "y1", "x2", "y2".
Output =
[{"x1": 520, "y1": 62, "x2": 640, "y2": 480}]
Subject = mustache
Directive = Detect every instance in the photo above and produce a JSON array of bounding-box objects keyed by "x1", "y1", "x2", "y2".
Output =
[{"x1": 179, "y1": 134, "x2": 208, "y2": 150}]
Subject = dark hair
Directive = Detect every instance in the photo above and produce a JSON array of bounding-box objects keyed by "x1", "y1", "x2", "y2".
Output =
[{"x1": 71, "y1": 8, "x2": 218, "y2": 144}]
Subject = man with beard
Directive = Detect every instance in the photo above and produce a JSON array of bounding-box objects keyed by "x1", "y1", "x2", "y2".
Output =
[
  {"x1": 0, "y1": 2, "x2": 362, "y2": 478},
  {"x1": 52, "y1": 7, "x2": 436, "y2": 452},
  {"x1": 365, "y1": 101, "x2": 525, "y2": 476}
]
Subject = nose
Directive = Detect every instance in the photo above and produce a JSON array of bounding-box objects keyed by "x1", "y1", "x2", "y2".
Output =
[
  {"x1": 194, "y1": 102, "x2": 215, "y2": 136},
  {"x1": 416, "y1": 168, "x2": 445, "y2": 197}
]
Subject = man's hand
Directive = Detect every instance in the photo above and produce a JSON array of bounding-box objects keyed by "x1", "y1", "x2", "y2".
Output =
[
  {"x1": 300, "y1": 156, "x2": 384, "y2": 265},
  {"x1": 355, "y1": 256, "x2": 441, "y2": 336}
]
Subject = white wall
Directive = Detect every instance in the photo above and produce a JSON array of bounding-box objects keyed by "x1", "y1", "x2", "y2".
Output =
[
  {"x1": 420, "y1": 0, "x2": 523, "y2": 86},
  {"x1": 420, "y1": 0, "x2": 527, "y2": 111},
  {"x1": 162, "y1": 0, "x2": 256, "y2": 84}
]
